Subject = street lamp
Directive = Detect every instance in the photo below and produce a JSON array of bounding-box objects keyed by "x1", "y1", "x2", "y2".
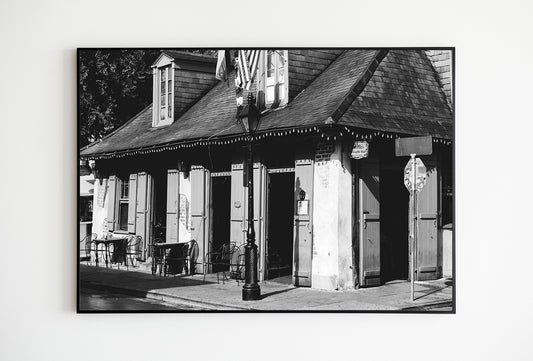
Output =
[{"x1": 237, "y1": 93, "x2": 262, "y2": 301}]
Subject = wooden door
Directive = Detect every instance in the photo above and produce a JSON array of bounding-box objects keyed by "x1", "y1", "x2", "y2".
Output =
[
  {"x1": 136, "y1": 172, "x2": 152, "y2": 259},
  {"x1": 166, "y1": 169, "x2": 179, "y2": 243},
  {"x1": 416, "y1": 160, "x2": 438, "y2": 280},
  {"x1": 191, "y1": 166, "x2": 209, "y2": 274},
  {"x1": 293, "y1": 156, "x2": 313, "y2": 287},
  {"x1": 359, "y1": 160, "x2": 381, "y2": 287}
]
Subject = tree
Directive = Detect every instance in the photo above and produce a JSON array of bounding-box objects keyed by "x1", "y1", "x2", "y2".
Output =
[{"x1": 78, "y1": 49, "x2": 216, "y2": 147}]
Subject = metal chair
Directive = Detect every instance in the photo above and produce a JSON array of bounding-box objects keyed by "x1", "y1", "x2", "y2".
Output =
[
  {"x1": 79, "y1": 233, "x2": 96, "y2": 265},
  {"x1": 187, "y1": 239, "x2": 200, "y2": 276},
  {"x1": 125, "y1": 235, "x2": 143, "y2": 270},
  {"x1": 229, "y1": 244, "x2": 246, "y2": 285},
  {"x1": 151, "y1": 238, "x2": 165, "y2": 275},
  {"x1": 203, "y1": 242, "x2": 238, "y2": 284},
  {"x1": 164, "y1": 243, "x2": 189, "y2": 277}
]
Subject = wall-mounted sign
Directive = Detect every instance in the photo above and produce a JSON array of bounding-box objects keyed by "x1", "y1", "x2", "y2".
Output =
[
  {"x1": 297, "y1": 200, "x2": 309, "y2": 215},
  {"x1": 350, "y1": 141, "x2": 369, "y2": 159}
]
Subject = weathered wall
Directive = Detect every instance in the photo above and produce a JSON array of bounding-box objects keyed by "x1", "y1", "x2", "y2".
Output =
[{"x1": 311, "y1": 139, "x2": 353, "y2": 290}]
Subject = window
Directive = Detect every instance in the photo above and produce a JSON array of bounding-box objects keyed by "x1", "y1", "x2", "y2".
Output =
[
  {"x1": 264, "y1": 50, "x2": 288, "y2": 106},
  {"x1": 154, "y1": 64, "x2": 174, "y2": 126},
  {"x1": 118, "y1": 179, "x2": 129, "y2": 231}
]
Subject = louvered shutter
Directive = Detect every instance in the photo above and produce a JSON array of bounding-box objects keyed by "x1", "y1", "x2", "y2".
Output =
[
  {"x1": 127, "y1": 174, "x2": 138, "y2": 233},
  {"x1": 106, "y1": 176, "x2": 117, "y2": 231},
  {"x1": 166, "y1": 169, "x2": 179, "y2": 243}
]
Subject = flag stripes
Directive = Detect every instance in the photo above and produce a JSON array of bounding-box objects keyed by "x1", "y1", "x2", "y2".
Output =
[{"x1": 235, "y1": 50, "x2": 262, "y2": 90}]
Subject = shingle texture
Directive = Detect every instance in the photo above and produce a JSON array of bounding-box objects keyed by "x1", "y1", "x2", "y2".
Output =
[{"x1": 81, "y1": 49, "x2": 453, "y2": 157}]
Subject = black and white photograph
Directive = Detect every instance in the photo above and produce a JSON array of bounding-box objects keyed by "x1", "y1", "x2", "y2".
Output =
[{"x1": 78, "y1": 48, "x2": 455, "y2": 312}]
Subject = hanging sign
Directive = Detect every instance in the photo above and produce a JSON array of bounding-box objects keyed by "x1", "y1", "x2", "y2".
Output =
[
  {"x1": 395, "y1": 136, "x2": 432, "y2": 157},
  {"x1": 350, "y1": 141, "x2": 369, "y2": 159}
]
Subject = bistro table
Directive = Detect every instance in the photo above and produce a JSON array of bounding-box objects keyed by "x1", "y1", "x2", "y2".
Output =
[{"x1": 94, "y1": 235, "x2": 130, "y2": 268}]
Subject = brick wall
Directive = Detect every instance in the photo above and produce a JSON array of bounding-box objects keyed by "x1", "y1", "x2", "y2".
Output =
[
  {"x1": 315, "y1": 141, "x2": 335, "y2": 163},
  {"x1": 425, "y1": 50, "x2": 453, "y2": 105}
]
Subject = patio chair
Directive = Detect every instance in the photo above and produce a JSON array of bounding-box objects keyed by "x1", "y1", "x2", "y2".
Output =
[
  {"x1": 164, "y1": 243, "x2": 189, "y2": 277},
  {"x1": 125, "y1": 235, "x2": 143, "y2": 270},
  {"x1": 187, "y1": 239, "x2": 199, "y2": 276},
  {"x1": 229, "y1": 244, "x2": 246, "y2": 285},
  {"x1": 79, "y1": 233, "x2": 96, "y2": 265},
  {"x1": 203, "y1": 242, "x2": 238, "y2": 284},
  {"x1": 151, "y1": 238, "x2": 165, "y2": 275}
]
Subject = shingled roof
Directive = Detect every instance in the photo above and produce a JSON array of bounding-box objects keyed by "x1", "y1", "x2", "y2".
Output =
[{"x1": 81, "y1": 49, "x2": 453, "y2": 158}]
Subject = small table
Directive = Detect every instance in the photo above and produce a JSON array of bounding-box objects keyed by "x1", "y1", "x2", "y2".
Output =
[{"x1": 94, "y1": 235, "x2": 129, "y2": 268}]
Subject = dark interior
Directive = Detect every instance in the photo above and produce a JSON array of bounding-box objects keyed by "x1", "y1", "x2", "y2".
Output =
[
  {"x1": 380, "y1": 167, "x2": 409, "y2": 282},
  {"x1": 152, "y1": 169, "x2": 168, "y2": 241},
  {"x1": 211, "y1": 175, "x2": 231, "y2": 248},
  {"x1": 266, "y1": 172, "x2": 295, "y2": 280}
]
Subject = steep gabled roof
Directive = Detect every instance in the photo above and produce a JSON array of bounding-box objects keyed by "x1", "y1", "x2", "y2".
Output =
[{"x1": 81, "y1": 49, "x2": 453, "y2": 158}]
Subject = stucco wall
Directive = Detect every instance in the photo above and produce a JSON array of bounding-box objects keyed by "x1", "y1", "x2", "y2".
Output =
[{"x1": 312, "y1": 140, "x2": 353, "y2": 290}]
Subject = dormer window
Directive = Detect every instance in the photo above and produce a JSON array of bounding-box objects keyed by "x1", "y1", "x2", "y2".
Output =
[
  {"x1": 152, "y1": 56, "x2": 175, "y2": 127},
  {"x1": 159, "y1": 66, "x2": 173, "y2": 121},
  {"x1": 264, "y1": 50, "x2": 288, "y2": 107}
]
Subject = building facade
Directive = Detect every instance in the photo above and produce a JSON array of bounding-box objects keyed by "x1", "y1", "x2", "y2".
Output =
[{"x1": 80, "y1": 49, "x2": 454, "y2": 291}]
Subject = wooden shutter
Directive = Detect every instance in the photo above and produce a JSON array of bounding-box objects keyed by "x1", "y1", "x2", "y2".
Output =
[
  {"x1": 293, "y1": 156, "x2": 314, "y2": 287},
  {"x1": 190, "y1": 166, "x2": 209, "y2": 274},
  {"x1": 166, "y1": 169, "x2": 179, "y2": 243},
  {"x1": 359, "y1": 160, "x2": 381, "y2": 287},
  {"x1": 253, "y1": 163, "x2": 267, "y2": 279},
  {"x1": 230, "y1": 162, "x2": 246, "y2": 246},
  {"x1": 416, "y1": 160, "x2": 438, "y2": 280},
  {"x1": 136, "y1": 172, "x2": 152, "y2": 258},
  {"x1": 106, "y1": 176, "x2": 117, "y2": 231},
  {"x1": 127, "y1": 174, "x2": 138, "y2": 234}
]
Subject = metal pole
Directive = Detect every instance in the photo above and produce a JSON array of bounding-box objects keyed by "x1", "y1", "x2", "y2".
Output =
[
  {"x1": 410, "y1": 154, "x2": 416, "y2": 302},
  {"x1": 242, "y1": 137, "x2": 261, "y2": 300}
]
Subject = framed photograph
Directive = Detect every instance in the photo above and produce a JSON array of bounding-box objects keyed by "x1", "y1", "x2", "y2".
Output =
[{"x1": 78, "y1": 48, "x2": 455, "y2": 313}]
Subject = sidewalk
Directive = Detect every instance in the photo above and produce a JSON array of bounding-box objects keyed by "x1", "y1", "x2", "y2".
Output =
[{"x1": 79, "y1": 264, "x2": 453, "y2": 312}]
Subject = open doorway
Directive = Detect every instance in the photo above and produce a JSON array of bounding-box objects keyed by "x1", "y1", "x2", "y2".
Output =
[
  {"x1": 152, "y1": 169, "x2": 167, "y2": 242},
  {"x1": 211, "y1": 176, "x2": 231, "y2": 271},
  {"x1": 266, "y1": 172, "x2": 295, "y2": 281},
  {"x1": 380, "y1": 167, "x2": 409, "y2": 282}
]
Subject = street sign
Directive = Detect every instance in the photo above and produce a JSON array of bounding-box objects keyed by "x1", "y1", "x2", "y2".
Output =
[
  {"x1": 395, "y1": 136, "x2": 433, "y2": 157},
  {"x1": 404, "y1": 157, "x2": 427, "y2": 193}
]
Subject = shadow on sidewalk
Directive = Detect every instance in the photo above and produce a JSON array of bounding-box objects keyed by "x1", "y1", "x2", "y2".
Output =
[{"x1": 260, "y1": 287, "x2": 296, "y2": 300}]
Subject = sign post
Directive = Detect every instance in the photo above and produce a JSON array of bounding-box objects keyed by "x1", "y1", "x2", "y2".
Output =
[
  {"x1": 404, "y1": 157, "x2": 427, "y2": 301},
  {"x1": 399, "y1": 136, "x2": 430, "y2": 302}
]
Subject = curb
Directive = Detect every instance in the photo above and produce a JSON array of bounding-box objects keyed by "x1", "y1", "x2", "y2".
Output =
[{"x1": 80, "y1": 280, "x2": 249, "y2": 311}]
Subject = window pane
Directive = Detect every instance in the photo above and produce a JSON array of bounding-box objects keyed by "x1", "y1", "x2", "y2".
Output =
[
  {"x1": 161, "y1": 80, "x2": 166, "y2": 94},
  {"x1": 266, "y1": 85, "x2": 275, "y2": 103},
  {"x1": 267, "y1": 51, "x2": 274, "y2": 78},
  {"x1": 161, "y1": 68, "x2": 166, "y2": 82},
  {"x1": 168, "y1": 79, "x2": 172, "y2": 94},
  {"x1": 119, "y1": 203, "x2": 129, "y2": 231},
  {"x1": 160, "y1": 107, "x2": 165, "y2": 120},
  {"x1": 161, "y1": 94, "x2": 166, "y2": 106},
  {"x1": 168, "y1": 94, "x2": 172, "y2": 117}
]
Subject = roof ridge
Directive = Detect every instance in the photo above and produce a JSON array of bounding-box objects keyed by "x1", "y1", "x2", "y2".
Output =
[{"x1": 327, "y1": 49, "x2": 388, "y2": 124}]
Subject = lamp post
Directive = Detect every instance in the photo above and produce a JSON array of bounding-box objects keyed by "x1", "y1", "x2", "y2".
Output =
[{"x1": 237, "y1": 93, "x2": 261, "y2": 301}]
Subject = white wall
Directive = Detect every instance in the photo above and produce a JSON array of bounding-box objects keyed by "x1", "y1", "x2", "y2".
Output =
[
  {"x1": 2, "y1": 1, "x2": 533, "y2": 360},
  {"x1": 312, "y1": 140, "x2": 353, "y2": 290}
]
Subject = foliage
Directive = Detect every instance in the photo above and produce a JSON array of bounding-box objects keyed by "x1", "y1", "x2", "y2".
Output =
[{"x1": 78, "y1": 49, "x2": 217, "y2": 147}]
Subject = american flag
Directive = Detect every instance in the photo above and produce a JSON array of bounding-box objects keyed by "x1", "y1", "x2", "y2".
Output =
[{"x1": 235, "y1": 50, "x2": 261, "y2": 90}]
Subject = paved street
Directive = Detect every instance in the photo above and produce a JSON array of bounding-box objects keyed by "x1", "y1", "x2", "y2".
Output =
[
  {"x1": 79, "y1": 264, "x2": 454, "y2": 312},
  {"x1": 79, "y1": 288, "x2": 205, "y2": 311}
]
